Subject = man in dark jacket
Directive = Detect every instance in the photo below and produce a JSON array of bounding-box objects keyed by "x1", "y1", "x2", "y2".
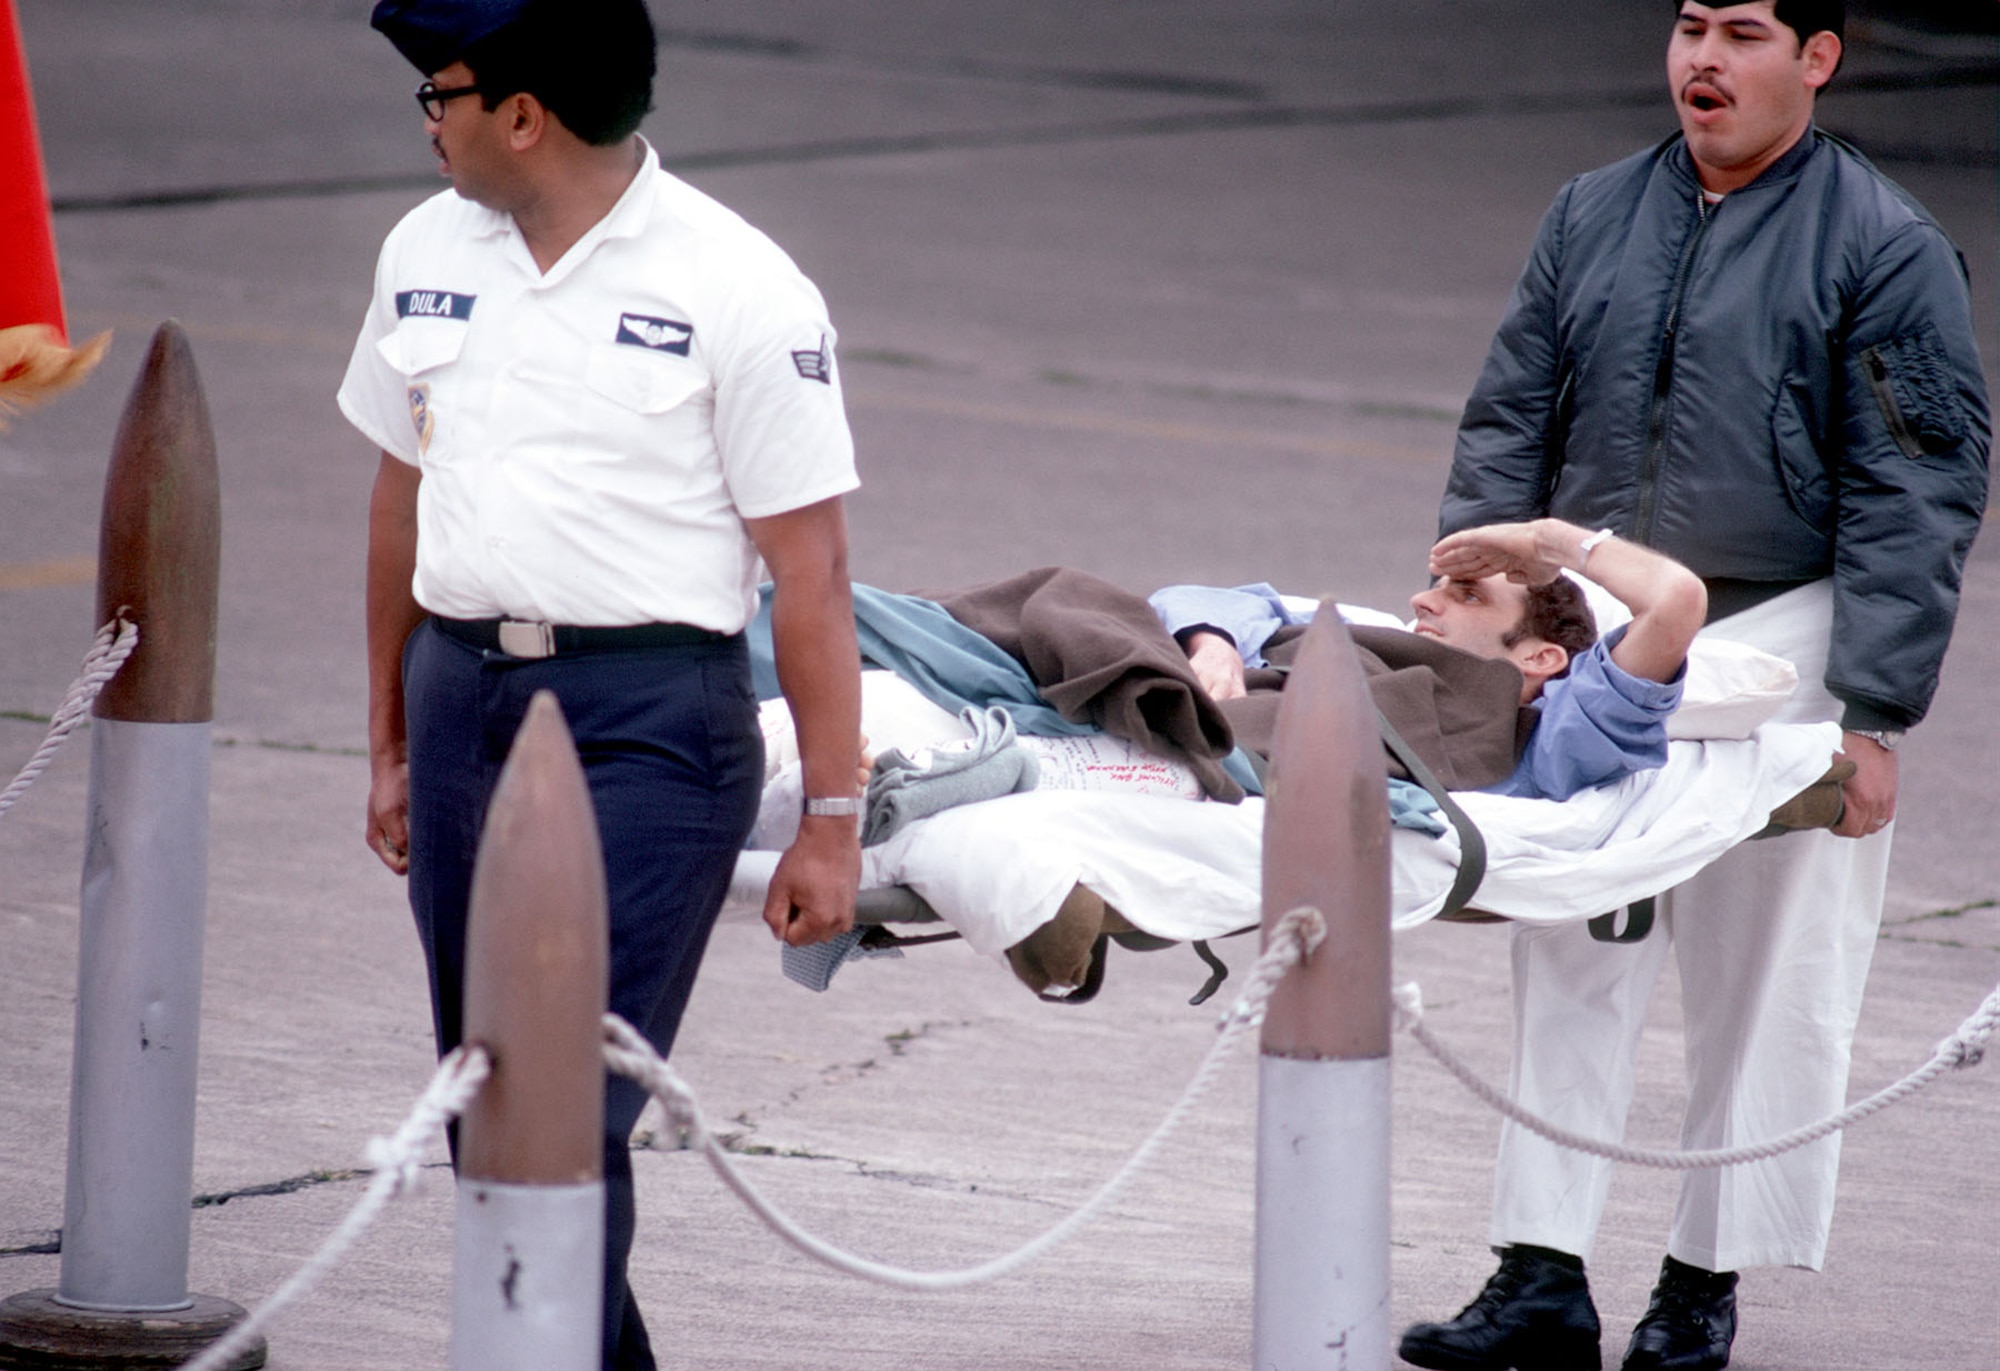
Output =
[{"x1": 1400, "y1": 4, "x2": 1989, "y2": 1371}]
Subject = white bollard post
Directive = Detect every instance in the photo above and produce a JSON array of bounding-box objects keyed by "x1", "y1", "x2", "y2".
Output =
[
  {"x1": 1252, "y1": 608, "x2": 1394, "y2": 1370},
  {"x1": 0, "y1": 323, "x2": 263, "y2": 1369},
  {"x1": 451, "y1": 692, "x2": 610, "y2": 1371},
  {"x1": 61, "y1": 717, "x2": 214, "y2": 1308},
  {"x1": 453, "y1": 1183, "x2": 605, "y2": 1368}
]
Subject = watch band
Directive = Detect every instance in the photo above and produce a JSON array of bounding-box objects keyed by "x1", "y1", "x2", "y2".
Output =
[
  {"x1": 1577, "y1": 526, "x2": 1615, "y2": 572},
  {"x1": 802, "y1": 795, "x2": 863, "y2": 818},
  {"x1": 1848, "y1": 728, "x2": 1903, "y2": 751}
]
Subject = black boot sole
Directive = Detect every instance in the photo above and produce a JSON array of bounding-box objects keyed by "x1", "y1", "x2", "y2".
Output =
[{"x1": 1398, "y1": 1330, "x2": 1603, "y2": 1371}]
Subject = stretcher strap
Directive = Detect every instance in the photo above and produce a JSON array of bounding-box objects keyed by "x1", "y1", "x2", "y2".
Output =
[
  {"x1": 1375, "y1": 706, "x2": 1488, "y2": 918},
  {"x1": 1588, "y1": 898, "x2": 1655, "y2": 943},
  {"x1": 1377, "y1": 704, "x2": 1655, "y2": 941}
]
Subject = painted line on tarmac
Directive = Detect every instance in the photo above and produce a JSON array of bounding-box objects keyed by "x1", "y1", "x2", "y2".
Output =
[
  {"x1": 0, "y1": 557, "x2": 95, "y2": 592},
  {"x1": 653, "y1": 23, "x2": 2000, "y2": 107},
  {"x1": 49, "y1": 66, "x2": 1994, "y2": 214},
  {"x1": 847, "y1": 388, "x2": 1438, "y2": 465},
  {"x1": 654, "y1": 26, "x2": 1269, "y2": 101},
  {"x1": 68, "y1": 312, "x2": 358, "y2": 356},
  {"x1": 851, "y1": 391, "x2": 2000, "y2": 524}
]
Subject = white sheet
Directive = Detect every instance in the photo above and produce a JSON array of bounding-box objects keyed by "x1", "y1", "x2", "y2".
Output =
[{"x1": 729, "y1": 721, "x2": 1842, "y2": 952}]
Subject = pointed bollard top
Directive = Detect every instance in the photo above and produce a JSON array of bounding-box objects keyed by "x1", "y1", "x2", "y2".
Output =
[
  {"x1": 92, "y1": 321, "x2": 221, "y2": 723},
  {"x1": 1259, "y1": 606, "x2": 1392, "y2": 1061},
  {"x1": 460, "y1": 692, "x2": 610, "y2": 1186}
]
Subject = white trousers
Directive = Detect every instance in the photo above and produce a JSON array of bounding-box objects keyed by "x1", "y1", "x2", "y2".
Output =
[{"x1": 1490, "y1": 581, "x2": 1892, "y2": 1272}]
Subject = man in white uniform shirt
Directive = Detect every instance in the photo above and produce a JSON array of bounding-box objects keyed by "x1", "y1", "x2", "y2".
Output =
[{"x1": 337, "y1": 2, "x2": 863, "y2": 1365}]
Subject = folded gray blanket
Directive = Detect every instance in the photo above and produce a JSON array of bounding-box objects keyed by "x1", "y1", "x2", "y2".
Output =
[
  {"x1": 863, "y1": 705, "x2": 1039, "y2": 847},
  {"x1": 781, "y1": 927, "x2": 904, "y2": 992}
]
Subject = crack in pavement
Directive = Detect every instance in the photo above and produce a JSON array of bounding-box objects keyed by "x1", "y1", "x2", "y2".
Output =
[
  {"x1": 650, "y1": 1018, "x2": 979, "y2": 1138},
  {"x1": 1880, "y1": 898, "x2": 2000, "y2": 952},
  {"x1": 0, "y1": 1162, "x2": 457, "y2": 1260},
  {"x1": 627, "y1": 1017, "x2": 1092, "y2": 1208},
  {"x1": 192, "y1": 1167, "x2": 376, "y2": 1208},
  {"x1": 1879, "y1": 932, "x2": 2000, "y2": 954},
  {"x1": 0, "y1": 1232, "x2": 60, "y2": 1258},
  {"x1": 638, "y1": 1129, "x2": 1104, "y2": 1214},
  {"x1": 1883, "y1": 897, "x2": 1997, "y2": 927}
]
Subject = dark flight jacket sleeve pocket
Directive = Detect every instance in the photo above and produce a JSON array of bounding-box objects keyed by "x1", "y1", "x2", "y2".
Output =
[{"x1": 1862, "y1": 322, "x2": 1969, "y2": 462}]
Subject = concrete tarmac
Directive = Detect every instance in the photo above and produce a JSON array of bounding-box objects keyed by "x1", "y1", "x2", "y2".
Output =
[{"x1": 2, "y1": 2, "x2": 1996, "y2": 1367}]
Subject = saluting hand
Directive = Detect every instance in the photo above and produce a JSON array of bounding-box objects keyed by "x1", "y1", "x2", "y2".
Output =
[{"x1": 1429, "y1": 520, "x2": 1565, "y2": 586}]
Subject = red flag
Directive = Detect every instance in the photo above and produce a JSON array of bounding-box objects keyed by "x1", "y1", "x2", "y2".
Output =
[
  {"x1": 0, "y1": 0, "x2": 61, "y2": 338},
  {"x1": 0, "y1": 0, "x2": 106, "y2": 418}
]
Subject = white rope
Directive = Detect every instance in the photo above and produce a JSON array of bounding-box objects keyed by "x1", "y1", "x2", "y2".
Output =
[
  {"x1": 127, "y1": 904, "x2": 1992, "y2": 1362},
  {"x1": 1393, "y1": 978, "x2": 1999, "y2": 1170},
  {"x1": 0, "y1": 615, "x2": 137, "y2": 819},
  {"x1": 180, "y1": 1045, "x2": 491, "y2": 1371},
  {"x1": 603, "y1": 904, "x2": 1327, "y2": 1292}
]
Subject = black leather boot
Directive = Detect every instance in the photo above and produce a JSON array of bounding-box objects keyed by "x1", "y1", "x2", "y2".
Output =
[
  {"x1": 1398, "y1": 1244, "x2": 1603, "y2": 1371},
  {"x1": 1621, "y1": 1256, "x2": 1737, "y2": 1371}
]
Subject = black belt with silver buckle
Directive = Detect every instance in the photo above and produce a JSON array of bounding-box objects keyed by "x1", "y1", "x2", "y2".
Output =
[{"x1": 432, "y1": 615, "x2": 730, "y2": 659}]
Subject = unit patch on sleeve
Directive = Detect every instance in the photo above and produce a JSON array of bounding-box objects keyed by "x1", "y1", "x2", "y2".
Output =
[
  {"x1": 791, "y1": 334, "x2": 833, "y2": 384},
  {"x1": 395, "y1": 290, "x2": 475, "y2": 320},
  {"x1": 615, "y1": 313, "x2": 694, "y2": 355}
]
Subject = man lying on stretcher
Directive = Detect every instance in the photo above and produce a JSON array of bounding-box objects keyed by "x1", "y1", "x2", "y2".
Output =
[
  {"x1": 1152, "y1": 519, "x2": 1709, "y2": 802},
  {"x1": 744, "y1": 523, "x2": 1840, "y2": 998}
]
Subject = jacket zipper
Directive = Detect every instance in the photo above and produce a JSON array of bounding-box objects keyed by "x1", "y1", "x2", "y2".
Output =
[
  {"x1": 1631, "y1": 193, "x2": 1714, "y2": 544},
  {"x1": 1863, "y1": 345, "x2": 1925, "y2": 460}
]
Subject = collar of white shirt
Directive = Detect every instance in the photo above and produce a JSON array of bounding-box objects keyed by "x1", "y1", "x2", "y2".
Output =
[{"x1": 474, "y1": 137, "x2": 662, "y2": 285}]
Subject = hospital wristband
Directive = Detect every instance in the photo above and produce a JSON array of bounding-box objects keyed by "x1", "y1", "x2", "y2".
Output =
[{"x1": 1577, "y1": 527, "x2": 1615, "y2": 572}]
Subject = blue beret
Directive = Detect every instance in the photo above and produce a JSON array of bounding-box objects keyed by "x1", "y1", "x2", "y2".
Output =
[{"x1": 370, "y1": 0, "x2": 531, "y2": 75}]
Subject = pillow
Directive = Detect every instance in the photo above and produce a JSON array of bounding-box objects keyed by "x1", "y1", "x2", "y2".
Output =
[
  {"x1": 861, "y1": 669, "x2": 975, "y2": 754},
  {"x1": 1668, "y1": 637, "x2": 1798, "y2": 740},
  {"x1": 1565, "y1": 571, "x2": 1797, "y2": 740}
]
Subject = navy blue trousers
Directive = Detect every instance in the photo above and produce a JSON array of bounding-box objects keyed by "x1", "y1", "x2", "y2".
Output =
[{"x1": 403, "y1": 620, "x2": 763, "y2": 1371}]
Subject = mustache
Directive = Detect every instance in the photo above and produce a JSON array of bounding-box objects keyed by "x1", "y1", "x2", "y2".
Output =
[{"x1": 1680, "y1": 70, "x2": 1730, "y2": 106}]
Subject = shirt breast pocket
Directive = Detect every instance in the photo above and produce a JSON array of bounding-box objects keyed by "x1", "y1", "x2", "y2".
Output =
[
  {"x1": 375, "y1": 321, "x2": 467, "y2": 461},
  {"x1": 376, "y1": 320, "x2": 466, "y2": 378},
  {"x1": 584, "y1": 343, "x2": 709, "y2": 415}
]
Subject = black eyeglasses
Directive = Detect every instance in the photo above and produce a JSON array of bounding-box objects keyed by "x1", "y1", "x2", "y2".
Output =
[{"x1": 415, "y1": 81, "x2": 484, "y2": 121}]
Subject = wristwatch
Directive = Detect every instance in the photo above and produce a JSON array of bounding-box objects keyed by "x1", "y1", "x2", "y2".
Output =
[
  {"x1": 802, "y1": 795, "x2": 863, "y2": 817},
  {"x1": 1848, "y1": 728, "x2": 1903, "y2": 751},
  {"x1": 1577, "y1": 526, "x2": 1616, "y2": 572}
]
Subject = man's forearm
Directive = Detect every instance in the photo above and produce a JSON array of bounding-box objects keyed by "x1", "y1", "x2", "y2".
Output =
[
  {"x1": 1539, "y1": 520, "x2": 1705, "y2": 683},
  {"x1": 746, "y1": 494, "x2": 863, "y2": 800},
  {"x1": 747, "y1": 495, "x2": 863, "y2": 943},
  {"x1": 366, "y1": 453, "x2": 425, "y2": 767},
  {"x1": 1825, "y1": 211, "x2": 1991, "y2": 733},
  {"x1": 770, "y1": 570, "x2": 861, "y2": 801}
]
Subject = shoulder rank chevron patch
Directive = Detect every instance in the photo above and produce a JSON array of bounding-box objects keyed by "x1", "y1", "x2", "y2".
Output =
[{"x1": 791, "y1": 334, "x2": 832, "y2": 384}]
